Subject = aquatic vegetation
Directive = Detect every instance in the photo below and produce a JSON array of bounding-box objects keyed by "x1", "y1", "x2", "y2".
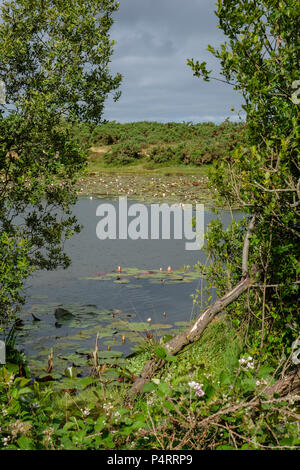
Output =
[
  {"x1": 1, "y1": 319, "x2": 298, "y2": 450},
  {"x1": 80, "y1": 266, "x2": 201, "y2": 285},
  {"x1": 76, "y1": 172, "x2": 215, "y2": 205},
  {"x1": 16, "y1": 278, "x2": 192, "y2": 382}
]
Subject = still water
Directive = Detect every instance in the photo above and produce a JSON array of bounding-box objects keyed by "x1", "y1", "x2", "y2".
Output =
[{"x1": 17, "y1": 198, "x2": 245, "y2": 376}]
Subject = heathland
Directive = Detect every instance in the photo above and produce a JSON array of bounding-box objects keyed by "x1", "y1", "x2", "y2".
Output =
[{"x1": 73, "y1": 120, "x2": 246, "y2": 205}]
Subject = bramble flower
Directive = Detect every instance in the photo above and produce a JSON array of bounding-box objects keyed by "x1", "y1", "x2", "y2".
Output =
[
  {"x1": 103, "y1": 402, "x2": 113, "y2": 415},
  {"x1": 8, "y1": 420, "x2": 32, "y2": 440},
  {"x1": 256, "y1": 378, "x2": 268, "y2": 387},
  {"x1": 188, "y1": 381, "x2": 205, "y2": 397},
  {"x1": 239, "y1": 356, "x2": 254, "y2": 370},
  {"x1": 81, "y1": 407, "x2": 90, "y2": 417}
]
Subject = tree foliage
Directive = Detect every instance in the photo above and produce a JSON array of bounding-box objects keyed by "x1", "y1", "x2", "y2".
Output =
[
  {"x1": 188, "y1": 0, "x2": 299, "y2": 361},
  {"x1": 0, "y1": 0, "x2": 121, "y2": 319}
]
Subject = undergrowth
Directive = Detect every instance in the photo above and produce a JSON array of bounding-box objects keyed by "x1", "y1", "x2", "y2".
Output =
[{"x1": 1, "y1": 318, "x2": 299, "y2": 450}]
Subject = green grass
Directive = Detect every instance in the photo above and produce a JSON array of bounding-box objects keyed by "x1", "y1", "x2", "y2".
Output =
[
  {"x1": 87, "y1": 149, "x2": 212, "y2": 176},
  {"x1": 169, "y1": 319, "x2": 242, "y2": 383},
  {"x1": 126, "y1": 318, "x2": 242, "y2": 383}
]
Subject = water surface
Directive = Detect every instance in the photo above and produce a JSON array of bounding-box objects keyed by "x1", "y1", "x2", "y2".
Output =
[{"x1": 17, "y1": 198, "x2": 245, "y2": 376}]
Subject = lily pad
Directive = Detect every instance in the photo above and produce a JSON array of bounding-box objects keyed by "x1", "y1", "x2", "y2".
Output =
[
  {"x1": 174, "y1": 321, "x2": 191, "y2": 327},
  {"x1": 98, "y1": 350, "x2": 123, "y2": 359},
  {"x1": 54, "y1": 308, "x2": 74, "y2": 321},
  {"x1": 59, "y1": 354, "x2": 89, "y2": 367},
  {"x1": 150, "y1": 323, "x2": 173, "y2": 330},
  {"x1": 79, "y1": 266, "x2": 200, "y2": 285}
]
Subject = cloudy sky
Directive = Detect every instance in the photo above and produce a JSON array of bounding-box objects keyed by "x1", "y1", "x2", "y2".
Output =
[{"x1": 104, "y1": 0, "x2": 245, "y2": 124}]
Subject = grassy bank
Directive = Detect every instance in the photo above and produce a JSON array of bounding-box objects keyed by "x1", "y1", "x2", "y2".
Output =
[{"x1": 76, "y1": 166, "x2": 214, "y2": 204}]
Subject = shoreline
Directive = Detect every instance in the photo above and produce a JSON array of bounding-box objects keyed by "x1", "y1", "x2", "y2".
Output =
[{"x1": 75, "y1": 168, "x2": 218, "y2": 206}]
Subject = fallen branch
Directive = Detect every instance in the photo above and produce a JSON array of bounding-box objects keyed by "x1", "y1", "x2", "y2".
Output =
[{"x1": 129, "y1": 215, "x2": 256, "y2": 397}]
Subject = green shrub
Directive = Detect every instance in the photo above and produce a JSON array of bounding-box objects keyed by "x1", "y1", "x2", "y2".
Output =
[
  {"x1": 71, "y1": 120, "x2": 246, "y2": 166},
  {"x1": 103, "y1": 141, "x2": 142, "y2": 165}
]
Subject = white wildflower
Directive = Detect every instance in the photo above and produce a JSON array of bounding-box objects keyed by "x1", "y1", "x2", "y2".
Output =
[
  {"x1": 81, "y1": 408, "x2": 90, "y2": 417},
  {"x1": 188, "y1": 381, "x2": 205, "y2": 397}
]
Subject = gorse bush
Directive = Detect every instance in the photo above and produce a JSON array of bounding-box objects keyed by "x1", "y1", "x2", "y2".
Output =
[
  {"x1": 102, "y1": 141, "x2": 143, "y2": 165},
  {"x1": 147, "y1": 145, "x2": 185, "y2": 165},
  {"x1": 71, "y1": 120, "x2": 246, "y2": 166}
]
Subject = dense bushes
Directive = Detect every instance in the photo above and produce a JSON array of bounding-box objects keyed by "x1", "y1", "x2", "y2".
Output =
[
  {"x1": 102, "y1": 141, "x2": 143, "y2": 165},
  {"x1": 71, "y1": 120, "x2": 246, "y2": 166}
]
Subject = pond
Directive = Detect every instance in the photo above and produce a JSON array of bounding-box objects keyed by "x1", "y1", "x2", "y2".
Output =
[{"x1": 16, "y1": 198, "x2": 245, "y2": 380}]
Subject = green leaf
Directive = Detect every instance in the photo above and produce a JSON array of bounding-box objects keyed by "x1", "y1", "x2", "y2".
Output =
[
  {"x1": 153, "y1": 346, "x2": 167, "y2": 359},
  {"x1": 142, "y1": 382, "x2": 156, "y2": 393},
  {"x1": 17, "y1": 436, "x2": 34, "y2": 450},
  {"x1": 158, "y1": 382, "x2": 172, "y2": 396},
  {"x1": 165, "y1": 355, "x2": 177, "y2": 363}
]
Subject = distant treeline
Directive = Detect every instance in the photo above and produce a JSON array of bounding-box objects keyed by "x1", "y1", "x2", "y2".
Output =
[{"x1": 71, "y1": 120, "x2": 247, "y2": 166}]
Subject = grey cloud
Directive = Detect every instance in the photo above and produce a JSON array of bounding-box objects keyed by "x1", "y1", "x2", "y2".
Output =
[
  {"x1": 113, "y1": 0, "x2": 221, "y2": 37},
  {"x1": 104, "y1": 0, "x2": 244, "y2": 123},
  {"x1": 114, "y1": 30, "x2": 176, "y2": 58}
]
